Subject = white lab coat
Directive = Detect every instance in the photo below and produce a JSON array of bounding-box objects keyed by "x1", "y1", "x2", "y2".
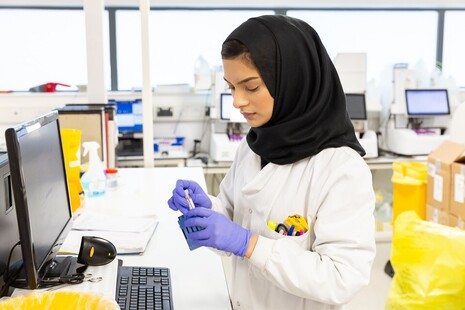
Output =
[{"x1": 210, "y1": 139, "x2": 376, "y2": 310}]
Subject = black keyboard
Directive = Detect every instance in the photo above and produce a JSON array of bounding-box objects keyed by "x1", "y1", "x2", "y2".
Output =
[{"x1": 116, "y1": 266, "x2": 173, "y2": 310}]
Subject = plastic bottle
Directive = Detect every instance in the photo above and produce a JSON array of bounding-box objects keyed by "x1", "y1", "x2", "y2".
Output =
[
  {"x1": 105, "y1": 168, "x2": 119, "y2": 189},
  {"x1": 80, "y1": 141, "x2": 106, "y2": 197},
  {"x1": 194, "y1": 55, "x2": 212, "y2": 91}
]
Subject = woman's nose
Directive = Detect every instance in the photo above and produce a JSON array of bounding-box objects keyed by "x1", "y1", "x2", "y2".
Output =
[{"x1": 233, "y1": 93, "x2": 247, "y2": 109}]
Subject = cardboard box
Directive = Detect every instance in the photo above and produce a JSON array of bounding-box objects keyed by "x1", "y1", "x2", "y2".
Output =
[
  {"x1": 426, "y1": 204, "x2": 449, "y2": 225},
  {"x1": 427, "y1": 140, "x2": 465, "y2": 210},
  {"x1": 448, "y1": 213, "x2": 464, "y2": 230},
  {"x1": 450, "y1": 162, "x2": 465, "y2": 218}
]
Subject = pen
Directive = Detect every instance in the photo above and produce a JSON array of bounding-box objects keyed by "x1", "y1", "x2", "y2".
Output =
[
  {"x1": 184, "y1": 189, "x2": 195, "y2": 210},
  {"x1": 287, "y1": 225, "x2": 295, "y2": 236}
]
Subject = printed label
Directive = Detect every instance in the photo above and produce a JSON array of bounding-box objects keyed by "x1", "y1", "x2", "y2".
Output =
[
  {"x1": 433, "y1": 174, "x2": 443, "y2": 202},
  {"x1": 454, "y1": 174, "x2": 465, "y2": 203},
  {"x1": 428, "y1": 163, "x2": 436, "y2": 176}
]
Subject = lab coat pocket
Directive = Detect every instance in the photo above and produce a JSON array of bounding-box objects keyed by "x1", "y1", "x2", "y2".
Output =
[{"x1": 260, "y1": 220, "x2": 312, "y2": 250}]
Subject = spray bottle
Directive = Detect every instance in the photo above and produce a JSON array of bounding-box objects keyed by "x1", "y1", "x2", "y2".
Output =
[{"x1": 80, "y1": 141, "x2": 106, "y2": 197}]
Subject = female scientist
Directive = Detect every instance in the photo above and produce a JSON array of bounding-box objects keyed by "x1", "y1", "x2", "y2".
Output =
[{"x1": 168, "y1": 15, "x2": 376, "y2": 309}]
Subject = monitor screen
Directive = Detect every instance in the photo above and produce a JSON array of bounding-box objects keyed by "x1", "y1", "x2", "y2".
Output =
[
  {"x1": 115, "y1": 99, "x2": 143, "y2": 133},
  {"x1": 405, "y1": 89, "x2": 450, "y2": 116},
  {"x1": 345, "y1": 93, "x2": 367, "y2": 120},
  {"x1": 219, "y1": 93, "x2": 247, "y2": 123},
  {"x1": 5, "y1": 111, "x2": 72, "y2": 289}
]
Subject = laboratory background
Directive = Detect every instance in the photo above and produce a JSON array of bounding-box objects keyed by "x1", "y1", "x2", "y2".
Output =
[{"x1": 0, "y1": 0, "x2": 465, "y2": 309}]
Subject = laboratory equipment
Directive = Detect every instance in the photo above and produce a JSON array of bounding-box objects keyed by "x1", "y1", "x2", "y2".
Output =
[
  {"x1": 115, "y1": 99, "x2": 143, "y2": 133},
  {"x1": 210, "y1": 93, "x2": 247, "y2": 162},
  {"x1": 384, "y1": 65, "x2": 450, "y2": 156},
  {"x1": 405, "y1": 89, "x2": 450, "y2": 116},
  {"x1": 219, "y1": 93, "x2": 247, "y2": 123},
  {"x1": 345, "y1": 93, "x2": 378, "y2": 158},
  {"x1": 334, "y1": 53, "x2": 367, "y2": 94},
  {"x1": 77, "y1": 236, "x2": 117, "y2": 267},
  {"x1": 177, "y1": 188, "x2": 203, "y2": 251},
  {"x1": 5, "y1": 111, "x2": 74, "y2": 289},
  {"x1": 105, "y1": 168, "x2": 119, "y2": 189}
]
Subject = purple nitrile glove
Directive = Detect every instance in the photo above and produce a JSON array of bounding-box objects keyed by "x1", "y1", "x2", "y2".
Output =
[
  {"x1": 183, "y1": 207, "x2": 251, "y2": 257},
  {"x1": 167, "y1": 179, "x2": 212, "y2": 214}
]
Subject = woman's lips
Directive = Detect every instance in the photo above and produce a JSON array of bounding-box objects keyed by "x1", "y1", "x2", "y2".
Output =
[{"x1": 241, "y1": 112, "x2": 254, "y2": 120}]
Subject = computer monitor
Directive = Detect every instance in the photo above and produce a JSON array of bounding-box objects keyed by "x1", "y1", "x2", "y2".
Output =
[
  {"x1": 219, "y1": 93, "x2": 247, "y2": 123},
  {"x1": 5, "y1": 111, "x2": 73, "y2": 289},
  {"x1": 345, "y1": 93, "x2": 367, "y2": 120},
  {"x1": 405, "y1": 89, "x2": 450, "y2": 116}
]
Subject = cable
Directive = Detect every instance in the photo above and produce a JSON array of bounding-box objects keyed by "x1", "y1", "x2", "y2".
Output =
[{"x1": 1, "y1": 241, "x2": 22, "y2": 297}]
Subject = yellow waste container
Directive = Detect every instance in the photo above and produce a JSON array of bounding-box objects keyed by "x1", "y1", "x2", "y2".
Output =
[
  {"x1": 391, "y1": 161, "x2": 427, "y2": 221},
  {"x1": 0, "y1": 291, "x2": 119, "y2": 310},
  {"x1": 61, "y1": 128, "x2": 84, "y2": 213}
]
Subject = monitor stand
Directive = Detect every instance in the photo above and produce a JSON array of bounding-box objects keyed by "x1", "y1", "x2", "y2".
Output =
[
  {"x1": 43, "y1": 255, "x2": 87, "y2": 279},
  {"x1": 9, "y1": 255, "x2": 87, "y2": 290}
]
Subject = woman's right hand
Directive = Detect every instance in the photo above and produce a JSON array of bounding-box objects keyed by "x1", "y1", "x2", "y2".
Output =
[{"x1": 167, "y1": 179, "x2": 212, "y2": 214}]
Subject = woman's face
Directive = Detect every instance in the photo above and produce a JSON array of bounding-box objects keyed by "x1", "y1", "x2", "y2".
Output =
[{"x1": 223, "y1": 56, "x2": 274, "y2": 128}]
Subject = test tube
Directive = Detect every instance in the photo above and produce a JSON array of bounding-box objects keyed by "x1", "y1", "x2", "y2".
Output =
[{"x1": 184, "y1": 189, "x2": 195, "y2": 210}]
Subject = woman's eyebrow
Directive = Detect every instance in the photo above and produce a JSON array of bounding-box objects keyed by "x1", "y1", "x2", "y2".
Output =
[{"x1": 224, "y1": 76, "x2": 260, "y2": 85}]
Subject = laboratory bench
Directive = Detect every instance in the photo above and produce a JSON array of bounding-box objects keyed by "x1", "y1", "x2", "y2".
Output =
[
  {"x1": 116, "y1": 152, "x2": 427, "y2": 171},
  {"x1": 71, "y1": 168, "x2": 231, "y2": 309},
  {"x1": 112, "y1": 155, "x2": 406, "y2": 309},
  {"x1": 115, "y1": 153, "x2": 428, "y2": 203}
]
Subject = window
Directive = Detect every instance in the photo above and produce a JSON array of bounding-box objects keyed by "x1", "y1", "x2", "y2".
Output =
[
  {"x1": 0, "y1": 9, "x2": 110, "y2": 91},
  {"x1": 443, "y1": 11, "x2": 465, "y2": 87},
  {"x1": 288, "y1": 10, "x2": 438, "y2": 85},
  {"x1": 116, "y1": 10, "x2": 273, "y2": 90}
]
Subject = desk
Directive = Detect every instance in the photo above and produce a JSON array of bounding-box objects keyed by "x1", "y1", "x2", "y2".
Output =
[
  {"x1": 365, "y1": 154, "x2": 427, "y2": 170},
  {"x1": 83, "y1": 167, "x2": 231, "y2": 310},
  {"x1": 117, "y1": 154, "x2": 187, "y2": 168},
  {"x1": 200, "y1": 155, "x2": 428, "y2": 196}
]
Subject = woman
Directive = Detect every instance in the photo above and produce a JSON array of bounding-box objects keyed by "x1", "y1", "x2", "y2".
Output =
[{"x1": 168, "y1": 15, "x2": 375, "y2": 309}]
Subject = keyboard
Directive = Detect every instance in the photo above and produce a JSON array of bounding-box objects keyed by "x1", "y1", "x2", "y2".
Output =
[{"x1": 116, "y1": 266, "x2": 173, "y2": 310}]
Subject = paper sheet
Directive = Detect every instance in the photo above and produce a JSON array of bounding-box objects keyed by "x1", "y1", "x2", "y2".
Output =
[
  {"x1": 72, "y1": 211, "x2": 157, "y2": 233},
  {"x1": 60, "y1": 222, "x2": 158, "y2": 255}
]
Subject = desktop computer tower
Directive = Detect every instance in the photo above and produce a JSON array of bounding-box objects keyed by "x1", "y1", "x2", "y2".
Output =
[{"x1": 0, "y1": 154, "x2": 21, "y2": 295}]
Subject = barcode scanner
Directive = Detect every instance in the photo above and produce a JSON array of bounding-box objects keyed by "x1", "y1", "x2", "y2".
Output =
[{"x1": 77, "y1": 236, "x2": 117, "y2": 266}]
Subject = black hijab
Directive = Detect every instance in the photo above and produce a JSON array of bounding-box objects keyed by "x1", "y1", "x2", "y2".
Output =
[{"x1": 224, "y1": 15, "x2": 365, "y2": 165}]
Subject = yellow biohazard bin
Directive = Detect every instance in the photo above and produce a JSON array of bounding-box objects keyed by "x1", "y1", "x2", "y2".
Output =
[
  {"x1": 0, "y1": 291, "x2": 119, "y2": 310},
  {"x1": 60, "y1": 128, "x2": 84, "y2": 213},
  {"x1": 391, "y1": 161, "x2": 428, "y2": 222}
]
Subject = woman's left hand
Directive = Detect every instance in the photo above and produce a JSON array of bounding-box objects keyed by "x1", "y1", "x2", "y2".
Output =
[
  {"x1": 167, "y1": 179, "x2": 212, "y2": 214},
  {"x1": 184, "y1": 208, "x2": 251, "y2": 257}
]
